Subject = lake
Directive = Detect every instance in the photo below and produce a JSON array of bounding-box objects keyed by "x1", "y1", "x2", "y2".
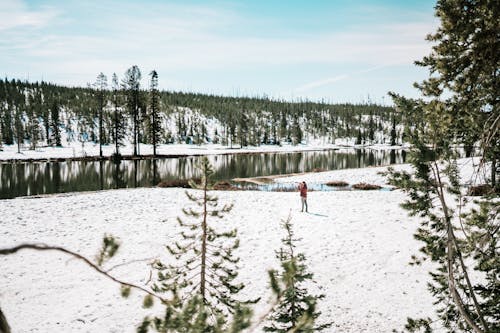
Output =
[{"x1": 0, "y1": 148, "x2": 406, "y2": 199}]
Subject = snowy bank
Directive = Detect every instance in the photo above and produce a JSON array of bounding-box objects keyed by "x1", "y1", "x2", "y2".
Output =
[
  {"x1": 1, "y1": 180, "x2": 435, "y2": 332},
  {"x1": 0, "y1": 141, "x2": 407, "y2": 162}
]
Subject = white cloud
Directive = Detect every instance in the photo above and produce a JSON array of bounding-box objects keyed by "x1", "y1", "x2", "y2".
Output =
[
  {"x1": 293, "y1": 65, "x2": 390, "y2": 93},
  {"x1": 0, "y1": 0, "x2": 59, "y2": 31},
  {"x1": 295, "y1": 75, "x2": 350, "y2": 92},
  {"x1": 0, "y1": 0, "x2": 438, "y2": 99},
  {"x1": 19, "y1": 20, "x2": 435, "y2": 70}
]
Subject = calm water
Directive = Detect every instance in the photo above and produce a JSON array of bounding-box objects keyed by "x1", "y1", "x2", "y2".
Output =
[{"x1": 0, "y1": 149, "x2": 406, "y2": 199}]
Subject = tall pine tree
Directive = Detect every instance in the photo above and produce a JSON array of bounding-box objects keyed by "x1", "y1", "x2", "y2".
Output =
[
  {"x1": 149, "y1": 70, "x2": 161, "y2": 157},
  {"x1": 386, "y1": 2, "x2": 499, "y2": 330},
  {"x1": 95, "y1": 72, "x2": 107, "y2": 158},
  {"x1": 151, "y1": 157, "x2": 247, "y2": 323},
  {"x1": 414, "y1": 0, "x2": 499, "y2": 187},
  {"x1": 50, "y1": 99, "x2": 62, "y2": 147},
  {"x1": 111, "y1": 73, "x2": 125, "y2": 158},
  {"x1": 122, "y1": 65, "x2": 141, "y2": 156}
]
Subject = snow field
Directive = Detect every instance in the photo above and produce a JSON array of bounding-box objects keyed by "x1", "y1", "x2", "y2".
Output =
[{"x1": 0, "y1": 183, "x2": 436, "y2": 332}]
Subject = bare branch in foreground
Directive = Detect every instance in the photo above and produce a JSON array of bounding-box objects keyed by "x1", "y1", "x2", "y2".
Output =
[{"x1": 0, "y1": 243, "x2": 170, "y2": 304}]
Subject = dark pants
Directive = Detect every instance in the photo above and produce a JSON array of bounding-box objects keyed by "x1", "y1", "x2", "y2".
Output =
[{"x1": 301, "y1": 196, "x2": 308, "y2": 212}]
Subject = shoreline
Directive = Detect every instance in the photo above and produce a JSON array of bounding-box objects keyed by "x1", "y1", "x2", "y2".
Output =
[
  {"x1": 0, "y1": 143, "x2": 407, "y2": 163},
  {"x1": 0, "y1": 145, "x2": 408, "y2": 164}
]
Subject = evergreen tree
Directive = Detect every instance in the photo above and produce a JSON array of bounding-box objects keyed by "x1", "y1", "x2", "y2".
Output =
[
  {"x1": 149, "y1": 70, "x2": 162, "y2": 157},
  {"x1": 123, "y1": 65, "x2": 142, "y2": 156},
  {"x1": 387, "y1": 2, "x2": 500, "y2": 328},
  {"x1": 139, "y1": 293, "x2": 253, "y2": 333},
  {"x1": 238, "y1": 107, "x2": 248, "y2": 148},
  {"x1": 14, "y1": 106, "x2": 24, "y2": 153},
  {"x1": 414, "y1": 0, "x2": 499, "y2": 187},
  {"x1": 2, "y1": 107, "x2": 14, "y2": 145},
  {"x1": 390, "y1": 112, "x2": 397, "y2": 146},
  {"x1": 264, "y1": 215, "x2": 329, "y2": 332},
  {"x1": 151, "y1": 157, "x2": 246, "y2": 322},
  {"x1": 368, "y1": 112, "x2": 375, "y2": 143},
  {"x1": 386, "y1": 97, "x2": 498, "y2": 332},
  {"x1": 355, "y1": 128, "x2": 362, "y2": 145},
  {"x1": 111, "y1": 73, "x2": 125, "y2": 158},
  {"x1": 26, "y1": 92, "x2": 41, "y2": 150},
  {"x1": 95, "y1": 72, "x2": 107, "y2": 158},
  {"x1": 292, "y1": 115, "x2": 303, "y2": 145},
  {"x1": 42, "y1": 90, "x2": 51, "y2": 145},
  {"x1": 50, "y1": 99, "x2": 62, "y2": 147}
]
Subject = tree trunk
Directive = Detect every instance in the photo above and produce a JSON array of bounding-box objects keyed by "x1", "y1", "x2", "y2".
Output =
[
  {"x1": 99, "y1": 96, "x2": 103, "y2": 158},
  {"x1": 200, "y1": 178, "x2": 208, "y2": 302},
  {"x1": 133, "y1": 91, "x2": 138, "y2": 156},
  {"x1": 491, "y1": 157, "x2": 496, "y2": 189},
  {"x1": 433, "y1": 163, "x2": 487, "y2": 333},
  {"x1": 152, "y1": 104, "x2": 157, "y2": 157},
  {"x1": 0, "y1": 308, "x2": 11, "y2": 333},
  {"x1": 114, "y1": 105, "x2": 119, "y2": 156}
]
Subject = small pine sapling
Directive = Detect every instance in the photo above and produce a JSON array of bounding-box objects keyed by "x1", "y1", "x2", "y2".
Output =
[
  {"x1": 148, "y1": 157, "x2": 250, "y2": 330},
  {"x1": 265, "y1": 214, "x2": 331, "y2": 332},
  {"x1": 139, "y1": 293, "x2": 253, "y2": 333}
]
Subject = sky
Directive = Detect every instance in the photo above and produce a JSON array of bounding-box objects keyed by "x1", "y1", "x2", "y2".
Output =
[{"x1": 0, "y1": 0, "x2": 438, "y2": 104}]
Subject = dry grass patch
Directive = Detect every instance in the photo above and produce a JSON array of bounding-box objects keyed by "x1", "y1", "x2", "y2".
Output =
[
  {"x1": 467, "y1": 184, "x2": 494, "y2": 196},
  {"x1": 352, "y1": 183, "x2": 382, "y2": 190},
  {"x1": 325, "y1": 180, "x2": 349, "y2": 187},
  {"x1": 157, "y1": 178, "x2": 201, "y2": 188},
  {"x1": 213, "y1": 181, "x2": 241, "y2": 191}
]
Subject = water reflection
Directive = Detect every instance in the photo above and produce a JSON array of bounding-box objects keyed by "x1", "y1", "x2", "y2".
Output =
[{"x1": 0, "y1": 149, "x2": 406, "y2": 199}]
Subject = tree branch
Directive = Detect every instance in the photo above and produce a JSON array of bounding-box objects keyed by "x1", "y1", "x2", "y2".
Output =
[
  {"x1": 0, "y1": 243, "x2": 171, "y2": 305},
  {"x1": 105, "y1": 257, "x2": 158, "y2": 273},
  {"x1": 432, "y1": 163, "x2": 487, "y2": 333}
]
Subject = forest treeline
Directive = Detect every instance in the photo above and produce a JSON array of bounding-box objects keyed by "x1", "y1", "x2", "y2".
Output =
[{"x1": 0, "y1": 71, "x2": 401, "y2": 156}]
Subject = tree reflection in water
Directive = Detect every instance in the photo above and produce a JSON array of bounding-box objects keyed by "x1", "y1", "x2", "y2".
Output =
[{"x1": 0, "y1": 149, "x2": 406, "y2": 199}]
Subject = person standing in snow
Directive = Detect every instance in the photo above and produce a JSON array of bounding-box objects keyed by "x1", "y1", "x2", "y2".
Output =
[{"x1": 298, "y1": 181, "x2": 308, "y2": 212}]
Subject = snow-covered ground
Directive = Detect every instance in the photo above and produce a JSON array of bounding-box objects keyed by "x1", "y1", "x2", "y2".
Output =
[
  {"x1": 0, "y1": 161, "x2": 446, "y2": 333},
  {"x1": 0, "y1": 139, "x2": 408, "y2": 161}
]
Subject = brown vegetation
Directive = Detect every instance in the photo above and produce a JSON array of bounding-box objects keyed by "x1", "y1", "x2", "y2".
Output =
[
  {"x1": 352, "y1": 183, "x2": 382, "y2": 190},
  {"x1": 467, "y1": 184, "x2": 494, "y2": 196},
  {"x1": 325, "y1": 181, "x2": 349, "y2": 187},
  {"x1": 213, "y1": 181, "x2": 241, "y2": 191},
  {"x1": 157, "y1": 178, "x2": 201, "y2": 188}
]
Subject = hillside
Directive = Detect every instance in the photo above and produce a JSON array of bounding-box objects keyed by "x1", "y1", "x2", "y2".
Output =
[{"x1": 0, "y1": 77, "x2": 403, "y2": 155}]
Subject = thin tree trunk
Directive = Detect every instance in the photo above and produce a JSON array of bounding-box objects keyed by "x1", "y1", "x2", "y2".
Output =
[
  {"x1": 491, "y1": 157, "x2": 496, "y2": 189},
  {"x1": 445, "y1": 221, "x2": 485, "y2": 333},
  {"x1": 99, "y1": 95, "x2": 103, "y2": 158},
  {"x1": 200, "y1": 175, "x2": 208, "y2": 302},
  {"x1": 114, "y1": 104, "x2": 119, "y2": 156},
  {"x1": 133, "y1": 91, "x2": 138, "y2": 156},
  {"x1": 433, "y1": 163, "x2": 487, "y2": 333},
  {"x1": 287, "y1": 224, "x2": 297, "y2": 327},
  {"x1": 151, "y1": 90, "x2": 158, "y2": 157}
]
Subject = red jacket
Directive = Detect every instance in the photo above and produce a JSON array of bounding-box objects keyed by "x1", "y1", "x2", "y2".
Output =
[{"x1": 299, "y1": 183, "x2": 307, "y2": 197}]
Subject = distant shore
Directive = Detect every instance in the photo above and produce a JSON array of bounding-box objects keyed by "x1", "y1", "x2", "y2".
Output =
[{"x1": 0, "y1": 142, "x2": 407, "y2": 163}]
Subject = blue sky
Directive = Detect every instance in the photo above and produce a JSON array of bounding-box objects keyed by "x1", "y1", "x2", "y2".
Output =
[{"x1": 0, "y1": 0, "x2": 438, "y2": 103}]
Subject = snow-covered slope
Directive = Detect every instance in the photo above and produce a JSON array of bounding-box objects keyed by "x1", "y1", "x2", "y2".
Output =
[{"x1": 0, "y1": 164, "x2": 439, "y2": 332}]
